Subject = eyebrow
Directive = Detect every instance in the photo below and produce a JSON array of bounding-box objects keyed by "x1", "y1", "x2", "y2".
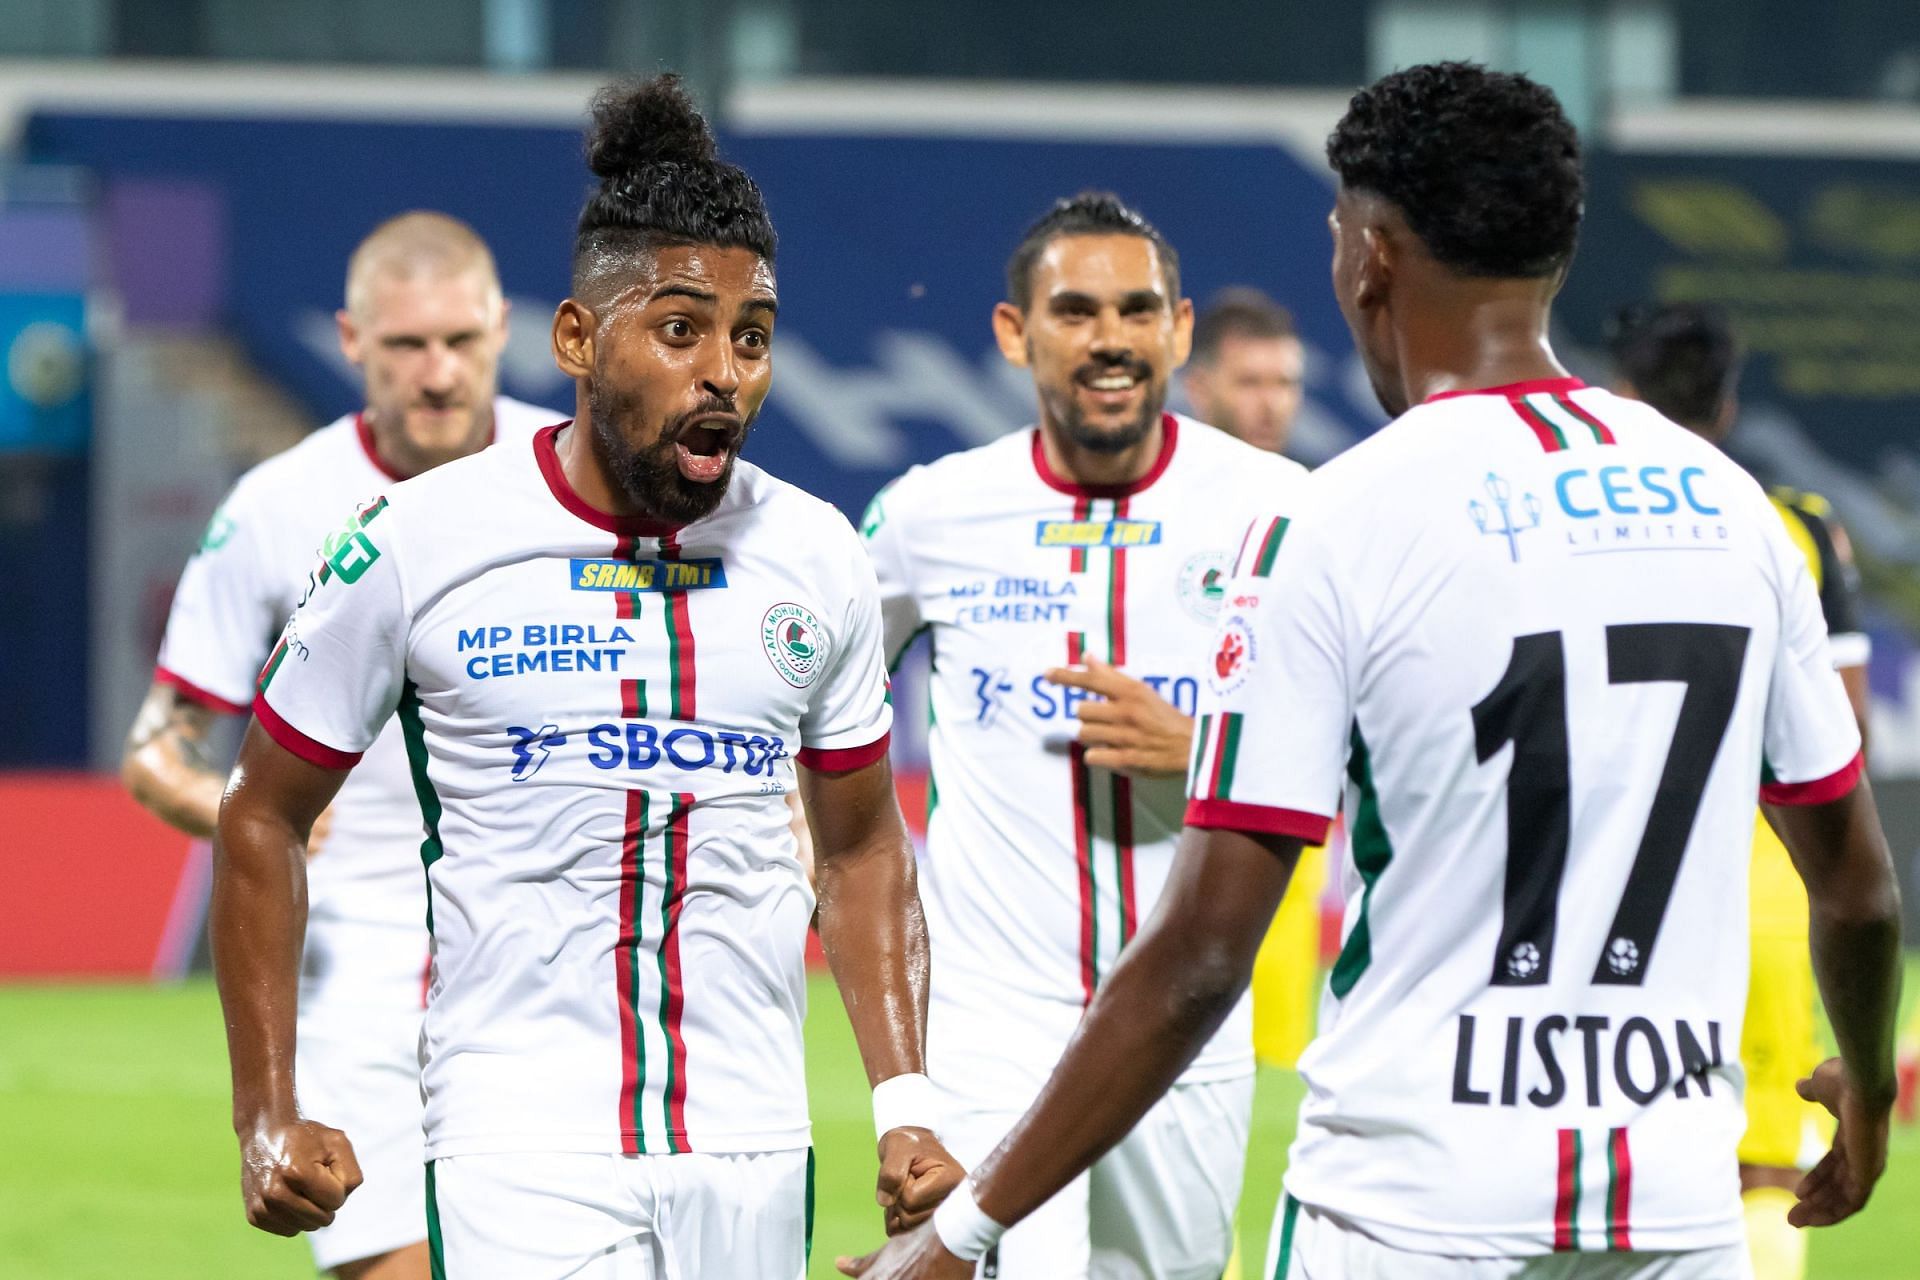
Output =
[
  {"x1": 1048, "y1": 289, "x2": 1166, "y2": 310},
  {"x1": 648, "y1": 285, "x2": 778, "y2": 317}
]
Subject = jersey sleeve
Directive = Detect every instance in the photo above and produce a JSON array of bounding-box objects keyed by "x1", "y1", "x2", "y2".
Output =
[
  {"x1": 1184, "y1": 511, "x2": 1351, "y2": 843},
  {"x1": 1759, "y1": 517, "x2": 1864, "y2": 806},
  {"x1": 253, "y1": 497, "x2": 409, "y2": 770},
  {"x1": 154, "y1": 484, "x2": 286, "y2": 714},
  {"x1": 797, "y1": 523, "x2": 895, "y2": 772},
  {"x1": 859, "y1": 476, "x2": 924, "y2": 671}
]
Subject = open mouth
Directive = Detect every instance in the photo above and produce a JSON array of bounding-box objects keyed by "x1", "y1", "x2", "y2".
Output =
[{"x1": 673, "y1": 419, "x2": 740, "y2": 483}]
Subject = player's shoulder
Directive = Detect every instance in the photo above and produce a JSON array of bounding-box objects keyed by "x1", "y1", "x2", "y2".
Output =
[
  {"x1": 1767, "y1": 483, "x2": 1838, "y2": 527},
  {"x1": 490, "y1": 396, "x2": 567, "y2": 441},
  {"x1": 727, "y1": 458, "x2": 864, "y2": 547},
  {"x1": 866, "y1": 427, "x2": 1035, "y2": 526},
  {"x1": 1169, "y1": 413, "x2": 1309, "y2": 487},
  {"x1": 225, "y1": 413, "x2": 367, "y2": 508}
]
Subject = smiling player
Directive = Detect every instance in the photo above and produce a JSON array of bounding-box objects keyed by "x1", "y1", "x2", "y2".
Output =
[{"x1": 859, "y1": 192, "x2": 1306, "y2": 1278}]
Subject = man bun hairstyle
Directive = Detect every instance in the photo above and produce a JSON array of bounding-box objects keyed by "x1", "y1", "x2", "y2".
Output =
[
  {"x1": 1006, "y1": 190, "x2": 1180, "y2": 311},
  {"x1": 1326, "y1": 62, "x2": 1583, "y2": 279},
  {"x1": 573, "y1": 74, "x2": 776, "y2": 293},
  {"x1": 1607, "y1": 301, "x2": 1742, "y2": 430}
]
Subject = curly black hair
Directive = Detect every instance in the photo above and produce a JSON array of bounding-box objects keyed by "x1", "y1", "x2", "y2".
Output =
[
  {"x1": 1005, "y1": 191, "x2": 1179, "y2": 310},
  {"x1": 1326, "y1": 62, "x2": 1583, "y2": 279},
  {"x1": 573, "y1": 74, "x2": 776, "y2": 294},
  {"x1": 1607, "y1": 301, "x2": 1741, "y2": 429}
]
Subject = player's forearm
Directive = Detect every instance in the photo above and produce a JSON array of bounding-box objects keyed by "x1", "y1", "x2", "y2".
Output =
[
  {"x1": 122, "y1": 736, "x2": 225, "y2": 836},
  {"x1": 815, "y1": 833, "x2": 930, "y2": 1086},
  {"x1": 970, "y1": 905, "x2": 1248, "y2": 1225},
  {"x1": 211, "y1": 798, "x2": 311, "y2": 1128},
  {"x1": 970, "y1": 826, "x2": 1295, "y2": 1227},
  {"x1": 1772, "y1": 781, "x2": 1904, "y2": 1103}
]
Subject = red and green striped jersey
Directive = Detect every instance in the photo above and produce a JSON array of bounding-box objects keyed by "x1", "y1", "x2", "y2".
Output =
[
  {"x1": 864, "y1": 415, "x2": 1307, "y2": 1097},
  {"x1": 255, "y1": 424, "x2": 893, "y2": 1160},
  {"x1": 1186, "y1": 381, "x2": 1863, "y2": 1257}
]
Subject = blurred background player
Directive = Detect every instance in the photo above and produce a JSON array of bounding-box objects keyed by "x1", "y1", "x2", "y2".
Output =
[
  {"x1": 120, "y1": 211, "x2": 557, "y2": 1280},
  {"x1": 1184, "y1": 286, "x2": 1326, "y2": 1073},
  {"x1": 859, "y1": 192, "x2": 1307, "y2": 1278},
  {"x1": 1181, "y1": 286, "x2": 1306, "y2": 457},
  {"x1": 1609, "y1": 300, "x2": 1873, "y2": 1280},
  {"x1": 847, "y1": 61, "x2": 1902, "y2": 1280},
  {"x1": 211, "y1": 76, "x2": 957, "y2": 1276}
]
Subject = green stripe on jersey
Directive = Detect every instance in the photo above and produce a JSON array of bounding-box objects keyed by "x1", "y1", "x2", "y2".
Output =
[
  {"x1": 1329, "y1": 724, "x2": 1392, "y2": 998},
  {"x1": 397, "y1": 681, "x2": 446, "y2": 935},
  {"x1": 1253, "y1": 517, "x2": 1290, "y2": 577},
  {"x1": 425, "y1": 1160, "x2": 447, "y2": 1280}
]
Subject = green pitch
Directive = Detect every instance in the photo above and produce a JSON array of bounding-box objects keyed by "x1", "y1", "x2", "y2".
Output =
[{"x1": 1, "y1": 970, "x2": 1915, "y2": 1279}]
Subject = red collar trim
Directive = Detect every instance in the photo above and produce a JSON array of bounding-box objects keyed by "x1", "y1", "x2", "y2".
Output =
[
  {"x1": 355, "y1": 412, "x2": 411, "y2": 482},
  {"x1": 534, "y1": 423, "x2": 685, "y2": 538},
  {"x1": 1424, "y1": 376, "x2": 1586, "y2": 404},
  {"x1": 1030, "y1": 413, "x2": 1180, "y2": 499}
]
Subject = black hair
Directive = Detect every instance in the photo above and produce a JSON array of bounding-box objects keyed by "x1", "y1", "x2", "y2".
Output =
[
  {"x1": 1191, "y1": 287, "x2": 1296, "y2": 364},
  {"x1": 573, "y1": 74, "x2": 776, "y2": 293},
  {"x1": 1326, "y1": 62, "x2": 1583, "y2": 279},
  {"x1": 1005, "y1": 191, "x2": 1180, "y2": 310},
  {"x1": 1607, "y1": 301, "x2": 1742, "y2": 429}
]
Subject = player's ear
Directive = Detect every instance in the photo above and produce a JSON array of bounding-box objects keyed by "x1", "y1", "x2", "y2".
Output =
[
  {"x1": 336, "y1": 309, "x2": 364, "y2": 367},
  {"x1": 552, "y1": 299, "x2": 596, "y2": 379},
  {"x1": 1355, "y1": 224, "x2": 1392, "y2": 312},
  {"x1": 1170, "y1": 295, "x2": 1195, "y2": 369},
  {"x1": 992, "y1": 301, "x2": 1030, "y2": 367}
]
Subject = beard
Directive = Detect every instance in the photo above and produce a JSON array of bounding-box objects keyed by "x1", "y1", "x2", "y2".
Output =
[
  {"x1": 1046, "y1": 352, "x2": 1164, "y2": 455},
  {"x1": 587, "y1": 381, "x2": 753, "y2": 525}
]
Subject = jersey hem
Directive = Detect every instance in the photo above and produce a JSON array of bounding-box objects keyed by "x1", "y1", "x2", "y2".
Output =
[
  {"x1": 1283, "y1": 1181, "x2": 1744, "y2": 1258},
  {"x1": 1829, "y1": 631, "x2": 1872, "y2": 669},
  {"x1": 1184, "y1": 797, "x2": 1331, "y2": 843},
  {"x1": 155, "y1": 665, "x2": 249, "y2": 716},
  {"x1": 422, "y1": 1126, "x2": 812, "y2": 1161},
  {"x1": 254, "y1": 693, "x2": 365, "y2": 770},
  {"x1": 797, "y1": 731, "x2": 891, "y2": 772},
  {"x1": 1761, "y1": 750, "x2": 1863, "y2": 806}
]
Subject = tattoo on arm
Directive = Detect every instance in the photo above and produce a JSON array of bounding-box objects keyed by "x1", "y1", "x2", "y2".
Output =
[{"x1": 123, "y1": 684, "x2": 228, "y2": 836}]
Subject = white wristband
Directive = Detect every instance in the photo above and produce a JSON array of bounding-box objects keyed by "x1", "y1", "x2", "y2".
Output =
[
  {"x1": 871, "y1": 1071, "x2": 939, "y2": 1140},
  {"x1": 932, "y1": 1178, "x2": 1007, "y2": 1262}
]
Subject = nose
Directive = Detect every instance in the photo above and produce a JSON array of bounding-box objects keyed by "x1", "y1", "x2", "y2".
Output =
[
  {"x1": 1091, "y1": 306, "x2": 1127, "y2": 359},
  {"x1": 422, "y1": 341, "x2": 461, "y2": 395},
  {"x1": 698, "y1": 334, "x2": 742, "y2": 402}
]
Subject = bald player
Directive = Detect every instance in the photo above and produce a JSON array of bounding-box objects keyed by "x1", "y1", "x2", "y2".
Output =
[
  {"x1": 124, "y1": 211, "x2": 558, "y2": 1280},
  {"x1": 1181, "y1": 287, "x2": 1305, "y2": 457}
]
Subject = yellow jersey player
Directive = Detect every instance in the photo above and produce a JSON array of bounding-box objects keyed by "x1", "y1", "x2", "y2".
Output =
[{"x1": 1610, "y1": 301, "x2": 1873, "y2": 1280}]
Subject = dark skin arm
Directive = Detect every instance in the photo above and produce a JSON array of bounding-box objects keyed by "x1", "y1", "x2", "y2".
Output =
[
  {"x1": 1763, "y1": 777, "x2": 1904, "y2": 1228},
  {"x1": 801, "y1": 754, "x2": 962, "y2": 1235},
  {"x1": 213, "y1": 722, "x2": 363, "y2": 1236},
  {"x1": 841, "y1": 825, "x2": 1300, "y2": 1277}
]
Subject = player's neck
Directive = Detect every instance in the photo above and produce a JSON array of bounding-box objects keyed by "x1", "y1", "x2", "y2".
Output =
[
  {"x1": 364, "y1": 409, "x2": 495, "y2": 479},
  {"x1": 1400, "y1": 286, "x2": 1569, "y2": 407},
  {"x1": 1036, "y1": 415, "x2": 1166, "y2": 492},
  {"x1": 555, "y1": 418, "x2": 658, "y2": 521}
]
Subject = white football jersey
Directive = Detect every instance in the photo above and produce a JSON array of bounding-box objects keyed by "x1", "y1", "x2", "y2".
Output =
[
  {"x1": 1186, "y1": 379, "x2": 1863, "y2": 1256},
  {"x1": 254, "y1": 424, "x2": 892, "y2": 1159},
  {"x1": 864, "y1": 416, "x2": 1307, "y2": 1091},
  {"x1": 157, "y1": 399, "x2": 559, "y2": 931}
]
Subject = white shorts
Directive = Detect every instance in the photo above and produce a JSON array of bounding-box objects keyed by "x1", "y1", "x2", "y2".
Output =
[
  {"x1": 427, "y1": 1148, "x2": 812, "y2": 1279},
  {"x1": 296, "y1": 918, "x2": 430, "y2": 1271},
  {"x1": 1267, "y1": 1197, "x2": 1754, "y2": 1280},
  {"x1": 942, "y1": 1076, "x2": 1253, "y2": 1280}
]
